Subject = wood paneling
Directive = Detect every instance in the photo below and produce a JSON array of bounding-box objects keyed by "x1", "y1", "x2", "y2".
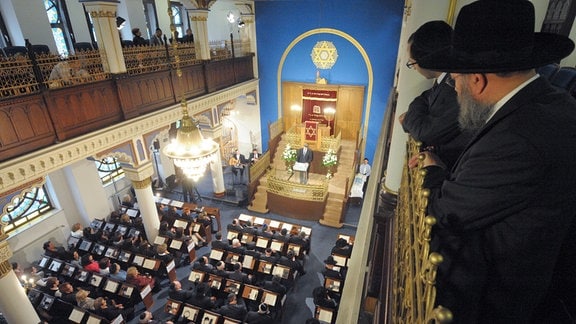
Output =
[
  {"x1": 116, "y1": 70, "x2": 176, "y2": 118},
  {"x1": 336, "y1": 85, "x2": 364, "y2": 140},
  {"x1": 0, "y1": 95, "x2": 56, "y2": 161},
  {"x1": 179, "y1": 64, "x2": 207, "y2": 99},
  {"x1": 235, "y1": 55, "x2": 255, "y2": 83},
  {"x1": 282, "y1": 82, "x2": 364, "y2": 142},
  {"x1": 44, "y1": 80, "x2": 123, "y2": 141},
  {"x1": 0, "y1": 58, "x2": 255, "y2": 162},
  {"x1": 267, "y1": 192, "x2": 325, "y2": 220},
  {"x1": 206, "y1": 59, "x2": 236, "y2": 92}
]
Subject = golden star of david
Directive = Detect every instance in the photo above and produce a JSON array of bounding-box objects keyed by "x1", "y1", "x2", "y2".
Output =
[
  {"x1": 306, "y1": 125, "x2": 317, "y2": 137},
  {"x1": 311, "y1": 41, "x2": 338, "y2": 69}
]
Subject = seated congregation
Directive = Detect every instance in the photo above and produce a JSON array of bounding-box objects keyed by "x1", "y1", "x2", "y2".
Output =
[{"x1": 19, "y1": 196, "x2": 353, "y2": 324}]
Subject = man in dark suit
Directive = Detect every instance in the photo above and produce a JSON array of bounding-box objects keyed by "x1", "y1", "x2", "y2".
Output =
[
  {"x1": 244, "y1": 303, "x2": 274, "y2": 324},
  {"x1": 399, "y1": 20, "x2": 472, "y2": 170},
  {"x1": 260, "y1": 275, "x2": 287, "y2": 295},
  {"x1": 296, "y1": 143, "x2": 313, "y2": 184},
  {"x1": 288, "y1": 230, "x2": 310, "y2": 255},
  {"x1": 217, "y1": 293, "x2": 247, "y2": 321},
  {"x1": 212, "y1": 261, "x2": 230, "y2": 278},
  {"x1": 211, "y1": 232, "x2": 229, "y2": 251},
  {"x1": 168, "y1": 280, "x2": 195, "y2": 303},
  {"x1": 229, "y1": 148, "x2": 248, "y2": 180},
  {"x1": 416, "y1": 1, "x2": 576, "y2": 322},
  {"x1": 228, "y1": 262, "x2": 252, "y2": 284},
  {"x1": 248, "y1": 148, "x2": 261, "y2": 165},
  {"x1": 189, "y1": 282, "x2": 216, "y2": 310}
]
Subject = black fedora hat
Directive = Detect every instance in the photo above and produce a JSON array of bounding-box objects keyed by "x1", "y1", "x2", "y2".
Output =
[{"x1": 418, "y1": 0, "x2": 574, "y2": 73}]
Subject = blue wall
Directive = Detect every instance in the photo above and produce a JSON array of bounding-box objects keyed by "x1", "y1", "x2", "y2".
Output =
[{"x1": 255, "y1": 0, "x2": 403, "y2": 160}]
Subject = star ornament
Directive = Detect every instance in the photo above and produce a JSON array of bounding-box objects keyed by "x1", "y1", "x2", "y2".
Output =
[
  {"x1": 306, "y1": 125, "x2": 317, "y2": 137},
  {"x1": 311, "y1": 41, "x2": 338, "y2": 69}
]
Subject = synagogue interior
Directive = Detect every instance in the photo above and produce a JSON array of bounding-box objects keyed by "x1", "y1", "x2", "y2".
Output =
[{"x1": 0, "y1": 0, "x2": 575, "y2": 323}]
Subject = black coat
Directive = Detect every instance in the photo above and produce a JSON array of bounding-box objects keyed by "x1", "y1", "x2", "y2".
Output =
[
  {"x1": 168, "y1": 288, "x2": 195, "y2": 303},
  {"x1": 244, "y1": 311, "x2": 274, "y2": 324},
  {"x1": 402, "y1": 74, "x2": 472, "y2": 169},
  {"x1": 425, "y1": 78, "x2": 576, "y2": 323}
]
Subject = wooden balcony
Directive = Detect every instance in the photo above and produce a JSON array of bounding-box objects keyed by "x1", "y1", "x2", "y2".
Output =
[{"x1": 0, "y1": 55, "x2": 254, "y2": 162}]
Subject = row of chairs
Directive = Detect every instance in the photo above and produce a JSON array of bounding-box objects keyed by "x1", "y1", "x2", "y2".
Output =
[
  {"x1": 2, "y1": 45, "x2": 49, "y2": 57},
  {"x1": 69, "y1": 236, "x2": 177, "y2": 284},
  {"x1": 175, "y1": 269, "x2": 287, "y2": 323},
  {"x1": 35, "y1": 254, "x2": 145, "y2": 308},
  {"x1": 155, "y1": 195, "x2": 223, "y2": 234},
  {"x1": 208, "y1": 248, "x2": 298, "y2": 285},
  {"x1": 1, "y1": 42, "x2": 97, "y2": 58},
  {"x1": 28, "y1": 288, "x2": 120, "y2": 324}
]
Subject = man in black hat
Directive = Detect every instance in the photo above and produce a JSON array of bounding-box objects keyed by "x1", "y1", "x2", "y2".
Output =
[
  {"x1": 416, "y1": 1, "x2": 576, "y2": 323},
  {"x1": 400, "y1": 21, "x2": 472, "y2": 170}
]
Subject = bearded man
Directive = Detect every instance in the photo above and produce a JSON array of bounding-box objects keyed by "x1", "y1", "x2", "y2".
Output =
[{"x1": 415, "y1": 1, "x2": 576, "y2": 323}]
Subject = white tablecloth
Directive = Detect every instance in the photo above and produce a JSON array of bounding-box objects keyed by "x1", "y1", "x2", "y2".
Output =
[{"x1": 349, "y1": 173, "x2": 366, "y2": 198}]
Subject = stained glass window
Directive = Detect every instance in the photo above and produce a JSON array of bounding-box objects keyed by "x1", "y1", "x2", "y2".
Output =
[
  {"x1": 96, "y1": 157, "x2": 125, "y2": 185},
  {"x1": 44, "y1": 0, "x2": 70, "y2": 56},
  {"x1": 1, "y1": 186, "x2": 54, "y2": 234},
  {"x1": 171, "y1": 2, "x2": 184, "y2": 39}
]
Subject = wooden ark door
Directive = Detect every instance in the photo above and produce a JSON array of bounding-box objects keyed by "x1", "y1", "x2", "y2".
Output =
[{"x1": 281, "y1": 81, "x2": 364, "y2": 142}]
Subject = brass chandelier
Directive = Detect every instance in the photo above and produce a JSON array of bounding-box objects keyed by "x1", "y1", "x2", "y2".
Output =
[{"x1": 162, "y1": 1, "x2": 218, "y2": 181}]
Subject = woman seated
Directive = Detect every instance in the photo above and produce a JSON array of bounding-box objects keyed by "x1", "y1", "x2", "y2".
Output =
[
  {"x1": 81, "y1": 254, "x2": 100, "y2": 273},
  {"x1": 76, "y1": 289, "x2": 96, "y2": 310},
  {"x1": 126, "y1": 266, "x2": 155, "y2": 291}
]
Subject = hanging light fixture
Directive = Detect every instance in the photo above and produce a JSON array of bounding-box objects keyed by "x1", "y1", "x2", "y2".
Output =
[
  {"x1": 163, "y1": 101, "x2": 219, "y2": 181},
  {"x1": 162, "y1": 1, "x2": 219, "y2": 181}
]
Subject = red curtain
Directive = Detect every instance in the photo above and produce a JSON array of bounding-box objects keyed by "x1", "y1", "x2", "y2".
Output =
[{"x1": 302, "y1": 89, "x2": 337, "y2": 135}]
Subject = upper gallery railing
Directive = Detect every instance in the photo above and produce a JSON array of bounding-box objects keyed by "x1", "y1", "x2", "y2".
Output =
[
  {"x1": 0, "y1": 39, "x2": 249, "y2": 98},
  {"x1": 391, "y1": 137, "x2": 453, "y2": 323},
  {"x1": 0, "y1": 41, "x2": 254, "y2": 162}
]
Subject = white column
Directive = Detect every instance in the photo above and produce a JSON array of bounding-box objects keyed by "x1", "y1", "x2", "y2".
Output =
[
  {"x1": 210, "y1": 148, "x2": 226, "y2": 197},
  {"x1": 122, "y1": 163, "x2": 160, "y2": 243},
  {"x1": 63, "y1": 159, "x2": 110, "y2": 223},
  {"x1": 384, "y1": 0, "x2": 453, "y2": 193},
  {"x1": 241, "y1": 13, "x2": 258, "y2": 78},
  {"x1": 82, "y1": 0, "x2": 127, "y2": 74},
  {"x1": 188, "y1": 9, "x2": 211, "y2": 60},
  {"x1": 0, "y1": 240, "x2": 41, "y2": 323}
]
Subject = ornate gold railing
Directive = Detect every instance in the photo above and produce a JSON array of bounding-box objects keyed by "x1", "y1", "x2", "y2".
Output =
[
  {"x1": 391, "y1": 137, "x2": 453, "y2": 323},
  {"x1": 269, "y1": 118, "x2": 284, "y2": 140},
  {"x1": 0, "y1": 48, "x2": 110, "y2": 95},
  {"x1": 266, "y1": 168, "x2": 328, "y2": 201},
  {"x1": 284, "y1": 125, "x2": 301, "y2": 147},
  {"x1": 0, "y1": 55, "x2": 39, "y2": 98},
  {"x1": 249, "y1": 151, "x2": 271, "y2": 181},
  {"x1": 123, "y1": 44, "x2": 171, "y2": 75},
  {"x1": 320, "y1": 131, "x2": 341, "y2": 152},
  {"x1": 284, "y1": 125, "x2": 341, "y2": 153}
]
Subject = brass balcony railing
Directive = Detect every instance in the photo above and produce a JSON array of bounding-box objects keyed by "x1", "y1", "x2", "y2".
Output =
[
  {"x1": 0, "y1": 41, "x2": 255, "y2": 163},
  {"x1": 391, "y1": 137, "x2": 453, "y2": 323}
]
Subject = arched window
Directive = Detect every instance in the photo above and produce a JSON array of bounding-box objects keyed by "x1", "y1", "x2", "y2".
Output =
[
  {"x1": 171, "y1": 2, "x2": 185, "y2": 39},
  {"x1": 44, "y1": 0, "x2": 74, "y2": 56},
  {"x1": 1, "y1": 186, "x2": 54, "y2": 234},
  {"x1": 96, "y1": 157, "x2": 125, "y2": 185}
]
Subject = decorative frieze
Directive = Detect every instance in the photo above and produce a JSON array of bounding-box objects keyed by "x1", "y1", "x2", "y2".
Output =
[{"x1": 0, "y1": 80, "x2": 258, "y2": 195}]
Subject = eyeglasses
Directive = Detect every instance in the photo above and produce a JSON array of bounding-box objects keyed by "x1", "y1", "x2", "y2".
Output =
[
  {"x1": 446, "y1": 74, "x2": 464, "y2": 88},
  {"x1": 406, "y1": 60, "x2": 418, "y2": 69}
]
